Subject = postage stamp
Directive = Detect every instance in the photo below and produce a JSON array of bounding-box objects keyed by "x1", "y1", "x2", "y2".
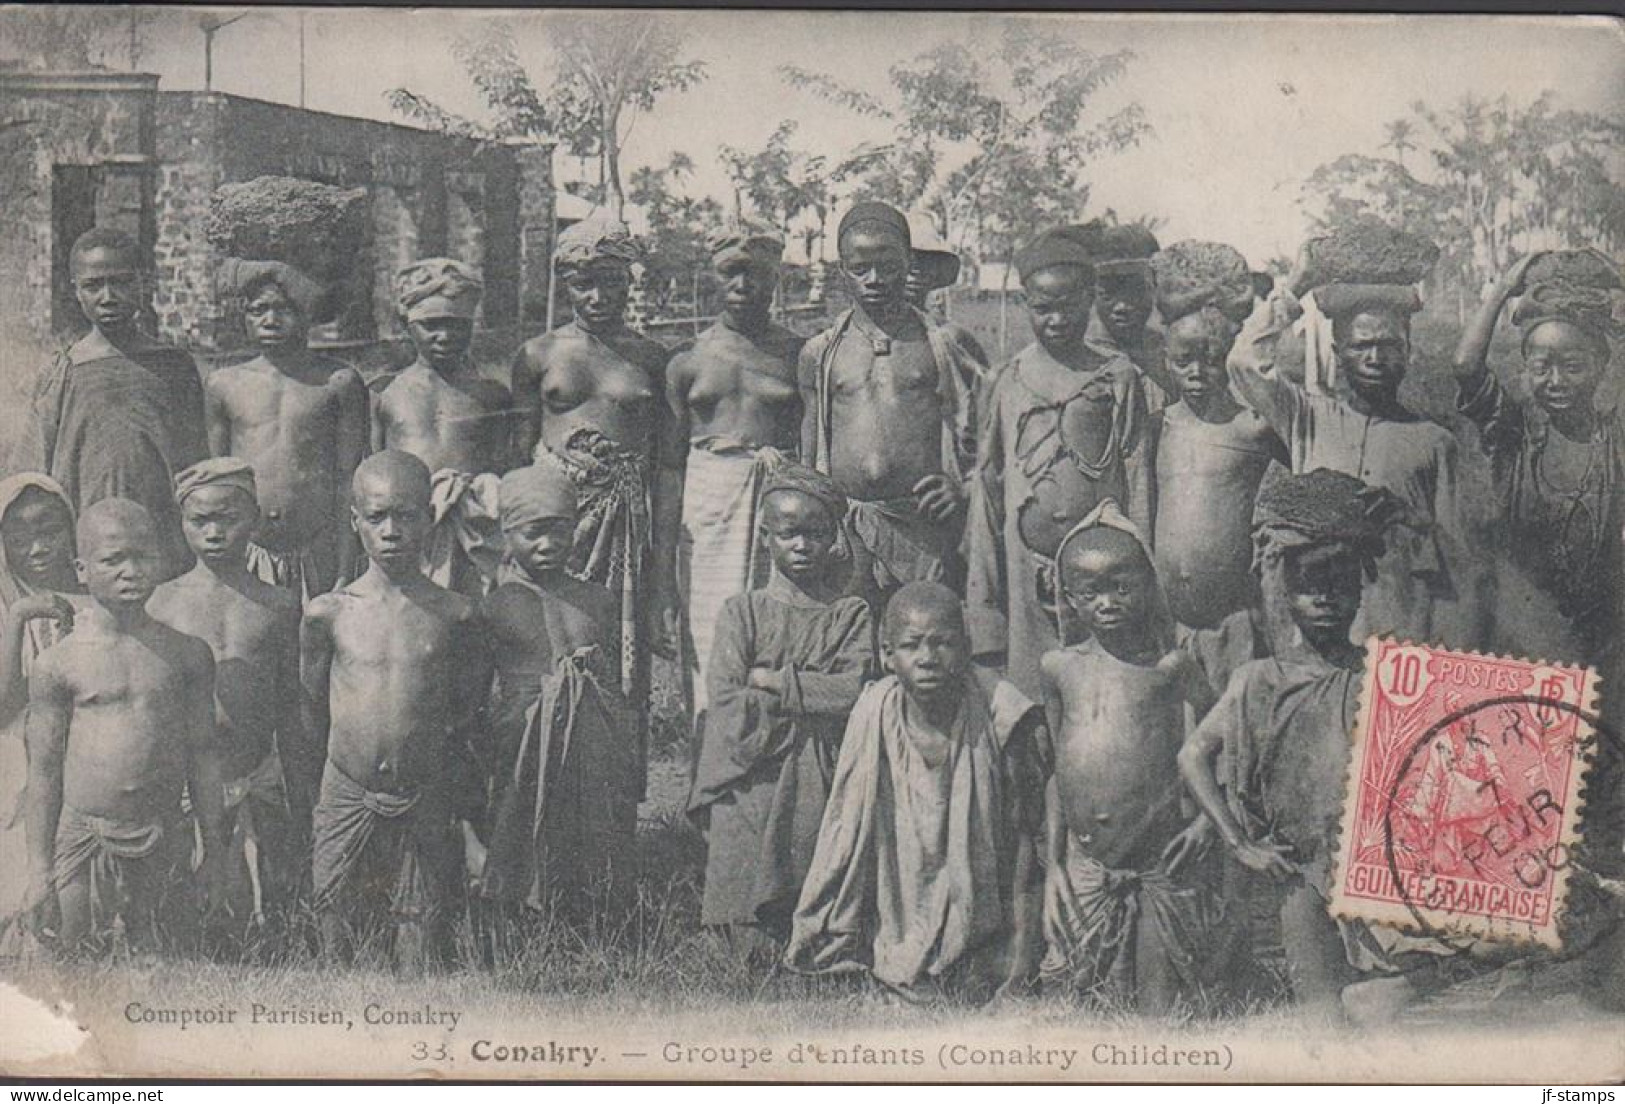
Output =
[{"x1": 1329, "y1": 638, "x2": 1602, "y2": 949}]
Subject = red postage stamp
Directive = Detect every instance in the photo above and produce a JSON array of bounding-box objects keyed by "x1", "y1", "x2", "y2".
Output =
[{"x1": 1329, "y1": 638, "x2": 1601, "y2": 948}]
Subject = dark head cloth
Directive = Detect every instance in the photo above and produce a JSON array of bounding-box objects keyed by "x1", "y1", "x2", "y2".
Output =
[
  {"x1": 1253, "y1": 467, "x2": 1404, "y2": 580},
  {"x1": 218, "y1": 258, "x2": 327, "y2": 318},
  {"x1": 1095, "y1": 224, "x2": 1161, "y2": 277},
  {"x1": 707, "y1": 219, "x2": 784, "y2": 266},
  {"x1": 837, "y1": 201, "x2": 910, "y2": 247},
  {"x1": 760, "y1": 460, "x2": 847, "y2": 521},
  {"x1": 174, "y1": 457, "x2": 257, "y2": 507},
  {"x1": 499, "y1": 461, "x2": 578, "y2": 529},
  {"x1": 1015, "y1": 229, "x2": 1097, "y2": 283},
  {"x1": 1313, "y1": 283, "x2": 1423, "y2": 323},
  {"x1": 555, "y1": 216, "x2": 640, "y2": 271}
]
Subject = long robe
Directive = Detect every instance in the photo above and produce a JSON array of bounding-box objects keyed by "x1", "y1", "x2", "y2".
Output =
[
  {"x1": 677, "y1": 437, "x2": 783, "y2": 721},
  {"x1": 1457, "y1": 367, "x2": 1625, "y2": 664},
  {"x1": 482, "y1": 639, "x2": 636, "y2": 910},
  {"x1": 0, "y1": 475, "x2": 81, "y2": 954},
  {"x1": 1230, "y1": 294, "x2": 1463, "y2": 644},
  {"x1": 963, "y1": 342, "x2": 1149, "y2": 699},
  {"x1": 541, "y1": 425, "x2": 654, "y2": 798},
  {"x1": 688, "y1": 579, "x2": 873, "y2": 931},
  {"x1": 801, "y1": 308, "x2": 983, "y2": 592},
  {"x1": 12, "y1": 348, "x2": 206, "y2": 577},
  {"x1": 784, "y1": 669, "x2": 1041, "y2": 997}
]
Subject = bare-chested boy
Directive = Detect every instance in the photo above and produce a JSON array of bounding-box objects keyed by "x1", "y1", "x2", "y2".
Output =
[
  {"x1": 659, "y1": 221, "x2": 804, "y2": 723},
  {"x1": 1179, "y1": 470, "x2": 1472, "y2": 1022},
  {"x1": 786, "y1": 582, "x2": 1044, "y2": 1004},
  {"x1": 964, "y1": 228, "x2": 1148, "y2": 699},
  {"x1": 302, "y1": 450, "x2": 490, "y2": 971},
  {"x1": 1038, "y1": 501, "x2": 1217, "y2": 1013},
  {"x1": 1148, "y1": 242, "x2": 1288, "y2": 631},
  {"x1": 148, "y1": 459, "x2": 306, "y2": 937},
  {"x1": 479, "y1": 461, "x2": 633, "y2": 927},
  {"x1": 12, "y1": 229, "x2": 208, "y2": 579},
  {"x1": 800, "y1": 202, "x2": 983, "y2": 601},
  {"x1": 206, "y1": 261, "x2": 368, "y2": 598},
  {"x1": 375, "y1": 260, "x2": 510, "y2": 597},
  {"x1": 23, "y1": 499, "x2": 226, "y2": 955}
]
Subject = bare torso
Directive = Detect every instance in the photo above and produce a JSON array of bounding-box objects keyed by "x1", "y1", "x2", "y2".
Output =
[
  {"x1": 43, "y1": 619, "x2": 210, "y2": 822},
  {"x1": 519, "y1": 323, "x2": 668, "y2": 460},
  {"x1": 311, "y1": 577, "x2": 478, "y2": 793},
  {"x1": 670, "y1": 322, "x2": 802, "y2": 448},
  {"x1": 1044, "y1": 640, "x2": 1189, "y2": 867},
  {"x1": 149, "y1": 567, "x2": 299, "y2": 780},
  {"x1": 483, "y1": 577, "x2": 618, "y2": 732},
  {"x1": 207, "y1": 356, "x2": 364, "y2": 551},
  {"x1": 376, "y1": 362, "x2": 512, "y2": 474},
  {"x1": 823, "y1": 315, "x2": 943, "y2": 500},
  {"x1": 1154, "y1": 404, "x2": 1284, "y2": 629}
]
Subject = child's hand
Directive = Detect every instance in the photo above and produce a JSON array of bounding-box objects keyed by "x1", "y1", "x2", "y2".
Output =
[
  {"x1": 12, "y1": 593, "x2": 73, "y2": 627},
  {"x1": 23, "y1": 872, "x2": 55, "y2": 935},
  {"x1": 912, "y1": 474, "x2": 963, "y2": 523},
  {"x1": 462, "y1": 825, "x2": 488, "y2": 888},
  {"x1": 1161, "y1": 814, "x2": 1216, "y2": 876},
  {"x1": 200, "y1": 851, "x2": 235, "y2": 918},
  {"x1": 1233, "y1": 837, "x2": 1297, "y2": 880},
  {"x1": 747, "y1": 667, "x2": 784, "y2": 695}
]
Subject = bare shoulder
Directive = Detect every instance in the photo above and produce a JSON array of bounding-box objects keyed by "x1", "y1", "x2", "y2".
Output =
[
  {"x1": 419, "y1": 581, "x2": 479, "y2": 627},
  {"x1": 480, "y1": 583, "x2": 538, "y2": 633},
  {"x1": 321, "y1": 360, "x2": 366, "y2": 394},
  {"x1": 247, "y1": 576, "x2": 302, "y2": 617},
  {"x1": 303, "y1": 589, "x2": 348, "y2": 630},
  {"x1": 469, "y1": 376, "x2": 513, "y2": 409},
  {"x1": 147, "y1": 619, "x2": 215, "y2": 675}
]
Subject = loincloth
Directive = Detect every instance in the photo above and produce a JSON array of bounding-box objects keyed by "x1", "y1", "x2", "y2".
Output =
[
  {"x1": 52, "y1": 804, "x2": 175, "y2": 944},
  {"x1": 309, "y1": 761, "x2": 457, "y2": 923},
  {"x1": 1040, "y1": 835, "x2": 1216, "y2": 997},
  {"x1": 847, "y1": 494, "x2": 960, "y2": 593}
]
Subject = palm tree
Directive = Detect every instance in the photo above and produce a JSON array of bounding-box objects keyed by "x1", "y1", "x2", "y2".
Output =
[{"x1": 1382, "y1": 119, "x2": 1417, "y2": 170}]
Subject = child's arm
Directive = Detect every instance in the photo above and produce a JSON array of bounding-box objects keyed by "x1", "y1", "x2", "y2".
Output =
[
  {"x1": 1177, "y1": 684, "x2": 1295, "y2": 879},
  {"x1": 1162, "y1": 647, "x2": 1219, "y2": 721},
  {"x1": 651, "y1": 355, "x2": 690, "y2": 663},
  {"x1": 764, "y1": 603, "x2": 875, "y2": 718},
  {"x1": 1454, "y1": 252, "x2": 1539, "y2": 388},
  {"x1": 182, "y1": 643, "x2": 231, "y2": 913},
  {"x1": 510, "y1": 344, "x2": 542, "y2": 465},
  {"x1": 0, "y1": 596, "x2": 73, "y2": 727},
  {"x1": 333, "y1": 371, "x2": 370, "y2": 581},
  {"x1": 204, "y1": 375, "x2": 232, "y2": 457},
  {"x1": 274, "y1": 609, "x2": 317, "y2": 839},
  {"x1": 299, "y1": 598, "x2": 337, "y2": 766},
  {"x1": 999, "y1": 717, "x2": 1047, "y2": 997},
  {"x1": 22, "y1": 655, "x2": 70, "y2": 927},
  {"x1": 962, "y1": 376, "x2": 1009, "y2": 667}
]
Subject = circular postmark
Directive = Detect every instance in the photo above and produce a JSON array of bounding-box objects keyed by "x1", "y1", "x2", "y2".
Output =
[{"x1": 1378, "y1": 691, "x2": 1623, "y2": 948}]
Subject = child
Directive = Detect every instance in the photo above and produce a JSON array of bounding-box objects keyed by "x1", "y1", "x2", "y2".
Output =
[
  {"x1": 479, "y1": 461, "x2": 632, "y2": 926},
  {"x1": 206, "y1": 261, "x2": 369, "y2": 599},
  {"x1": 964, "y1": 227, "x2": 1148, "y2": 699},
  {"x1": 1179, "y1": 468, "x2": 1467, "y2": 1021},
  {"x1": 688, "y1": 463, "x2": 875, "y2": 960},
  {"x1": 148, "y1": 459, "x2": 307, "y2": 938},
  {"x1": 23, "y1": 499, "x2": 227, "y2": 955},
  {"x1": 302, "y1": 450, "x2": 490, "y2": 971},
  {"x1": 785, "y1": 581, "x2": 1044, "y2": 1003},
  {"x1": 1038, "y1": 500, "x2": 1218, "y2": 1013},
  {"x1": 1148, "y1": 242, "x2": 1288, "y2": 631},
  {"x1": 0, "y1": 476, "x2": 83, "y2": 953},
  {"x1": 375, "y1": 260, "x2": 510, "y2": 597}
]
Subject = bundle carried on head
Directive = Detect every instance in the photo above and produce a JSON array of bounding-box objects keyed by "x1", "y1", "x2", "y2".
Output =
[
  {"x1": 1252, "y1": 467, "x2": 1407, "y2": 580},
  {"x1": 1151, "y1": 240, "x2": 1256, "y2": 325},
  {"x1": 207, "y1": 176, "x2": 367, "y2": 323},
  {"x1": 1512, "y1": 248, "x2": 1623, "y2": 347},
  {"x1": 1305, "y1": 221, "x2": 1440, "y2": 289}
]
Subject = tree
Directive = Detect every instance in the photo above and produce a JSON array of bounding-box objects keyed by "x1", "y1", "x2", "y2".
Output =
[
  {"x1": 781, "y1": 17, "x2": 1150, "y2": 272},
  {"x1": 388, "y1": 14, "x2": 706, "y2": 218},
  {"x1": 719, "y1": 121, "x2": 888, "y2": 262},
  {"x1": 628, "y1": 152, "x2": 724, "y2": 315},
  {"x1": 1302, "y1": 92, "x2": 1625, "y2": 306}
]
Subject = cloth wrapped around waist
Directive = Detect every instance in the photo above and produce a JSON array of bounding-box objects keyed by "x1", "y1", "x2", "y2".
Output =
[
  {"x1": 52, "y1": 805, "x2": 168, "y2": 890},
  {"x1": 847, "y1": 494, "x2": 958, "y2": 591},
  {"x1": 310, "y1": 761, "x2": 452, "y2": 915}
]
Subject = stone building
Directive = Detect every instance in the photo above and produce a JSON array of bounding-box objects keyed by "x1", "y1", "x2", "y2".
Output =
[{"x1": 0, "y1": 68, "x2": 554, "y2": 360}]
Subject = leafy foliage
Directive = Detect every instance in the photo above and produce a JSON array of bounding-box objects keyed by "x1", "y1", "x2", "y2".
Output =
[
  {"x1": 1302, "y1": 92, "x2": 1625, "y2": 306},
  {"x1": 719, "y1": 121, "x2": 889, "y2": 262},
  {"x1": 628, "y1": 153, "x2": 725, "y2": 314},
  {"x1": 780, "y1": 17, "x2": 1150, "y2": 271},
  {"x1": 388, "y1": 15, "x2": 707, "y2": 218}
]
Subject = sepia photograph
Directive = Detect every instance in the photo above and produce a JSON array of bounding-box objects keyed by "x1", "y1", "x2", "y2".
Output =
[{"x1": 0, "y1": 4, "x2": 1621, "y2": 1083}]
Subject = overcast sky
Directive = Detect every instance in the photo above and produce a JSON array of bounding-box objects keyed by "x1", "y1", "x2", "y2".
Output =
[{"x1": 27, "y1": 7, "x2": 1625, "y2": 265}]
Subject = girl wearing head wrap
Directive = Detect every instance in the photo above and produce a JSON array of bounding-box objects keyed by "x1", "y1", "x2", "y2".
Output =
[
  {"x1": 1181, "y1": 470, "x2": 1472, "y2": 1019},
  {"x1": 478, "y1": 461, "x2": 636, "y2": 928},
  {"x1": 0, "y1": 476, "x2": 82, "y2": 953},
  {"x1": 1453, "y1": 249, "x2": 1625, "y2": 670},
  {"x1": 660, "y1": 220, "x2": 804, "y2": 727},
  {"x1": 1149, "y1": 242, "x2": 1290, "y2": 631},
  {"x1": 1228, "y1": 234, "x2": 1471, "y2": 646},
  {"x1": 513, "y1": 223, "x2": 673, "y2": 800},
  {"x1": 687, "y1": 462, "x2": 875, "y2": 957},
  {"x1": 962, "y1": 228, "x2": 1150, "y2": 701}
]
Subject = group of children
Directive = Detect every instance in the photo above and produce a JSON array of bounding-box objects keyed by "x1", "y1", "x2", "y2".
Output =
[{"x1": 0, "y1": 206, "x2": 1620, "y2": 1026}]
